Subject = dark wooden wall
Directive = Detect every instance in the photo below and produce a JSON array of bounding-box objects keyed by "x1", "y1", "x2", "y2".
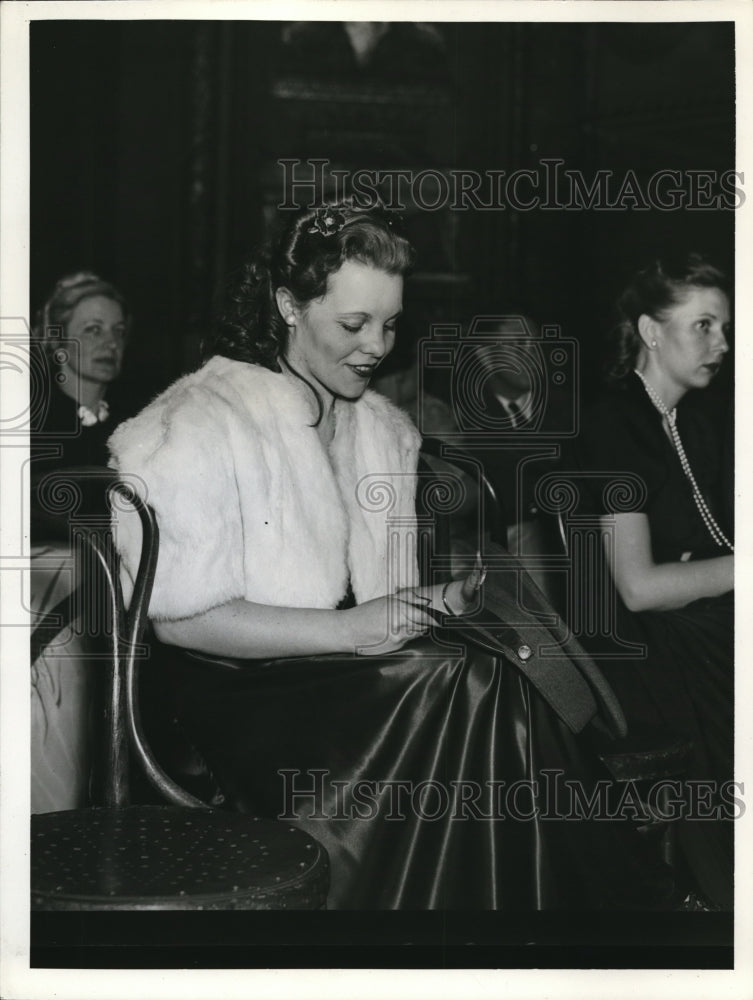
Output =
[{"x1": 31, "y1": 20, "x2": 735, "y2": 410}]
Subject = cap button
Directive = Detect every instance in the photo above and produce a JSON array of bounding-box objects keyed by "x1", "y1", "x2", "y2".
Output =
[{"x1": 517, "y1": 644, "x2": 532, "y2": 661}]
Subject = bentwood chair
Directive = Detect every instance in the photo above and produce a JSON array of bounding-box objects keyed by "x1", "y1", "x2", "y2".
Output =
[
  {"x1": 30, "y1": 468, "x2": 329, "y2": 910},
  {"x1": 418, "y1": 435, "x2": 507, "y2": 560}
]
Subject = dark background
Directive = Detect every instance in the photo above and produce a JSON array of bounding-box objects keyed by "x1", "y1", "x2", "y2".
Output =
[{"x1": 31, "y1": 19, "x2": 735, "y2": 413}]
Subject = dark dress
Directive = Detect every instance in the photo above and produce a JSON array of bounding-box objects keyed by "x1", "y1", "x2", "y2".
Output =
[
  {"x1": 574, "y1": 372, "x2": 734, "y2": 908},
  {"x1": 30, "y1": 383, "x2": 120, "y2": 476},
  {"x1": 151, "y1": 560, "x2": 675, "y2": 911}
]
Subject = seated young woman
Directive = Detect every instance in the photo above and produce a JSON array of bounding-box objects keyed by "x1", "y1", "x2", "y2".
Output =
[
  {"x1": 574, "y1": 252, "x2": 734, "y2": 910},
  {"x1": 109, "y1": 202, "x2": 674, "y2": 910}
]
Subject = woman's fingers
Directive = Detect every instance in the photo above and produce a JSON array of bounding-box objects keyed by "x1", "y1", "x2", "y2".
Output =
[
  {"x1": 475, "y1": 550, "x2": 488, "y2": 588},
  {"x1": 459, "y1": 553, "x2": 488, "y2": 607},
  {"x1": 352, "y1": 592, "x2": 433, "y2": 656},
  {"x1": 469, "y1": 550, "x2": 488, "y2": 590},
  {"x1": 397, "y1": 587, "x2": 431, "y2": 604},
  {"x1": 397, "y1": 600, "x2": 431, "y2": 619},
  {"x1": 397, "y1": 592, "x2": 430, "y2": 612},
  {"x1": 395, "y1": 593, "x2": 432, "y2": 633}
]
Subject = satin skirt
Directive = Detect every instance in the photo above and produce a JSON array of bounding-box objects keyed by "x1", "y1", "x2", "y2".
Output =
[{"x1": 157, "y1": 576, "x2": 673, "y2": 911}]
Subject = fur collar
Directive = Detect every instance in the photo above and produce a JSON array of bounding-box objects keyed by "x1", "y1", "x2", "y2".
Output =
[{"x1": 109, "y1": 357, "x2": 421, "y2": 620}]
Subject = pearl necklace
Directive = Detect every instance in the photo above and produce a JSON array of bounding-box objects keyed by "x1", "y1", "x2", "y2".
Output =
[{"x1": 634, "y1": 370, "x2": 733, "y2": 553}]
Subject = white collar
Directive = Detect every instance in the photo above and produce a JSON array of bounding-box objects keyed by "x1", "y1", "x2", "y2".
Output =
[{"x1": 77, "y1": 399, "x2": 110, "y2": 426}]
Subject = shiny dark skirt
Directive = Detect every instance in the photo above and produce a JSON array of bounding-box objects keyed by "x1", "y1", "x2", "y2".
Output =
[{"x1": 156, "y1": 572, "x2": 674, "y2": 911}]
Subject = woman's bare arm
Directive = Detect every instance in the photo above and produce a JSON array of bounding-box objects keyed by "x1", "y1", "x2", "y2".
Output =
[
  {"x1": 154, "y1": 600, "x2": 355, "y2": 658},
  {"x1": 152, "y1": 565, "x2": 484, "y2": 659},
  {"x1": 153, "y1": 592, "x2": 435, "y2": 659},
  {"x1": 603, "y1": 512, "x2": 733, "y2": 612}
]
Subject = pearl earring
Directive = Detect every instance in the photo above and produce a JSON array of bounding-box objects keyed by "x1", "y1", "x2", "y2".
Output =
[{"x1": 651, "y1": 340, "x2": 657, "y2": 348}]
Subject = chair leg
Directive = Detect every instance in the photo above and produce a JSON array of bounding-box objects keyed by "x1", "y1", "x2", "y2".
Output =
[
  {"x1": 654, "y1": 783, "x2": 676, "y2": 869},
  {"x1": 661, "y1": 823, "x2": 676, "y2": 869}
]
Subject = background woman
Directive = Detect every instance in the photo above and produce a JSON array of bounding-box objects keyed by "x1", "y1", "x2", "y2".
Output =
[
  {"x1": 31, "y1": 271, "x2": 129, "y2": 476},
  {"x1": 109, "y1": 203, "x2": 671, "y2": 910},
  {"x1": 30, "y1": 272, "x2": 130, "y2": 813},
  {"x1": 574, "y1": 252, "x2": 734, "y2": 909}
]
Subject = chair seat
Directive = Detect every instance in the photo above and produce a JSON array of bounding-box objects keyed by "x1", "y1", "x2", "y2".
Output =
[{"x1": 31, "y1": 805, "x2": 329, "y2": 910}]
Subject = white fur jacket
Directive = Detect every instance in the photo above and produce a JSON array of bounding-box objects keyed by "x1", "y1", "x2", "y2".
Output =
[{"x1": 108, "y1": 356, "x2": 422, "y2": 621}]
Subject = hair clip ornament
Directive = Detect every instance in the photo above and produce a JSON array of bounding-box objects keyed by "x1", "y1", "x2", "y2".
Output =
[{"x1": 307, "y1": 208, "x2": 346, "y2": 237}]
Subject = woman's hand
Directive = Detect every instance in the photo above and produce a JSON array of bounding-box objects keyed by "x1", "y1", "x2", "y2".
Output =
[
  {"x1": 343, "y1": 590, "x2": 435, "y2": 656},
  {"x1": 440, "y1": 554, "x2": 488, "y2": 616},
  {"x1": 343, "y1": 553, "x2": 487, "y2": 656}
]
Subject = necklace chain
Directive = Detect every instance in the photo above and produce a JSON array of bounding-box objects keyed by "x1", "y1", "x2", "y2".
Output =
[{"x1": 634, "y1": 370, "x2": 733, "y2": 553}]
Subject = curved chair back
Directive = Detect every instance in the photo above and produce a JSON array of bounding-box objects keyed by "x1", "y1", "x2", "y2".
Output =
[
  {"x1": 114, "y1": 482, "x2": 209, "y2": 808},
  {"x1": 31, "y1": 468, "x2": 208, "y2": 808},
  {"x1": 418, "y1": 436, "x2": 507, "y2": 558}
]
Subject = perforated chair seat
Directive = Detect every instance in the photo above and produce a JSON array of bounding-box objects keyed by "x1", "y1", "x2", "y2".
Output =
[{"x1": 31, "y1": 806, "x2": 329, "y2": 911}]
